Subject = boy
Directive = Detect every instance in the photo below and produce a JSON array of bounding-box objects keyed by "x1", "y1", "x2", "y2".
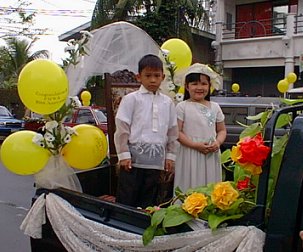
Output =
[{"x1": 114, "y1": 54, "x2": 178, "y2": 208}]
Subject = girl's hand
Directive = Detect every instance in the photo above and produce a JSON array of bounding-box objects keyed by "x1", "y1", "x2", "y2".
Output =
[
  {"x1": 195, "y1": 142, "x2": 211, "y2": 154},
  {"x1": 119, "y1": 159, "x2": 132, "y2": 172},
  {"x1": 208, "y1": 140, "x2": 220, "y2": 153}
]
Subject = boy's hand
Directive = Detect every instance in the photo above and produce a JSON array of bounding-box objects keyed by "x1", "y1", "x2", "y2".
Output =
[
  {"x1": 165, "y1": 159, "x2": 175, "y2": 173},
  {"x1": 119, "y1": 159, "x2": 132, "y2": 172}
]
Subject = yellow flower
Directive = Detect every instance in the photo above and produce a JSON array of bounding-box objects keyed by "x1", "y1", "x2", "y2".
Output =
[
  {"x1": 211, "y1": 182, "x2": 239, "y2": 210},
  {"x1": 182, "y1": 192, "x2": 208, "y2": 218},
  {"x1": 231, "y1": 145, "x2": 241, "y2": 162},
  {"x1": 241, "y1": 162, "x2": 262, "y2": 175}
]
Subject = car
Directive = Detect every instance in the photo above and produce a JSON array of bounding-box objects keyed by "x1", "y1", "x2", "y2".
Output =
[
  {"x1": 63, "y1": 106, "x2": 108, "y2": 134},
  {"x1": 24, "y1": 106, "x2": 108, "y2": 135},
  {"x1": 0, "y1": 105, "x2": 24, "y2": 141},
  {"x1": 210, "y1": 96, "x2": 282, "y2": 150}
]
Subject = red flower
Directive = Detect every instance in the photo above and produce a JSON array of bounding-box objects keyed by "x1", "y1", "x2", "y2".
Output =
[
  {"x1": 237, "y1": 177, "x2": 250, "y2": 190},
  {"x1": 238, "y1": 133, "x2": 271, "y2": 166},
  {"x1": 237, "y1": 176, "x2": 257, "y2": 190}
]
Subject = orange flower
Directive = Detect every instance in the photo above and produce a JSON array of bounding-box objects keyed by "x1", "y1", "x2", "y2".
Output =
[
  {"x1": 211, "y1": 182, "x2": 239, "y2": 210},
  {"x1": 241, "y1": 162, "x2": 262, "y2": 175},
  {"x1": 182, "y1": 192, "x2": 208, "y2": 218},
  {"x1": 231, "y1": 145, "x2": 242, "y2": 163}
]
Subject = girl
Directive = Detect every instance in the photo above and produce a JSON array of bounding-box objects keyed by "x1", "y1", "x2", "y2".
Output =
[{"x1": 174, "y1": 63, "x2": 226, "y2": 192}]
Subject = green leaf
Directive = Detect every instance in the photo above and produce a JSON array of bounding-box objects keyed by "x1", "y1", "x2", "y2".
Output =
[
  {"x1": 151, "y1": 208, "x2": 166, "y2": 226},
  {"x1": 260, "y1": 110, "x2": 273, "y2": 126},
  {"x1": 275, "y1": 114, "x2": 291, "y2": 128},
  {"x1": 280, "y1": 98, "x2": 303, "y2": 105},
  {"x1": 174, "y1": 186, "x2": 183, "y2": 197},
  {"x1": 272, "y1": 134, "x2": 288, "y2": 155},
  {"x1": 221, "y1": 149, "x2": 231, "y2": 164},
  {"x1": 247, "y1": 111, "x2": 265, "y2": 121},
  {"x1": 162, "y1": 205, "x2": 193, "y2": 228},
  {"x1": 208, "y1": 213, "x2": 244, "y2": 230},
  {"x1": 233, "y1": 164, "x2": 247, "y2": 182},
  {"x1": 142, "y1": 225, "x2": 157, "y2": 246},
  {"x1": 190, "y1": 183, "x2": 215, "y2": 195},
  {"x1": 239, "y1": 123, "x2": 262, "y2": 139}
]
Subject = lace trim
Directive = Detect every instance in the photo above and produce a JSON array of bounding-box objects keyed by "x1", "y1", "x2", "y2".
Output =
[{"x1": 21, "y1": 193, "x2": 265, "y2": 252}]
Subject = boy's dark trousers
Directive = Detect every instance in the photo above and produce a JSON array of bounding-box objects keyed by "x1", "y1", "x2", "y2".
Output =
[{"x1": 116, "y1": 167, "x2": 161, "y2": 208}]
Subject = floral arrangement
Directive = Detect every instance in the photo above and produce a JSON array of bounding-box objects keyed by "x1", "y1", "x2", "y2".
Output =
[
  {"x1": 142, "y1": 105, "x2": 288, "y2": 246},
  {"x1": 30, "y1": 30, "x2": 93, "y2": 156},
  {"x1": 62, "y1": 30, "x2": 93, "y2": 69},
  {"x1": 160, "y1": 49, "x2": 184, "y2": 102},
  {"x1": 32, "y1": 100, "x2": 77, "y2": 155}
]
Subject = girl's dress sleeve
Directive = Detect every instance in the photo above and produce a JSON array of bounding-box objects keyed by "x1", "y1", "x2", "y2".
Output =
[
  {"x1": 213, "y1": 102, "x2": 225, "y2": 122},
  {"x1": 176, "y1": 101, "x2": 185, "y2": 122}
]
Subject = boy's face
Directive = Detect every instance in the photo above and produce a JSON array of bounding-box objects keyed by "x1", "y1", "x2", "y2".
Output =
[{"x1": 136, "y1": 67, "x2": 165, "y2": 93}]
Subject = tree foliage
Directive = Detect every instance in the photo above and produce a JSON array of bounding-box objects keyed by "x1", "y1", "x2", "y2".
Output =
[
  {"x1": 0, "y1": 37, "x2": 49, "y2": 88},
  {"x1": 90, "y1": 0, "x2": 213, "y2": 46}
]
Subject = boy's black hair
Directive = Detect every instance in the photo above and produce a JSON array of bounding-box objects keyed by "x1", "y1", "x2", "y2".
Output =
[
  {"x1": 138, "y1": 54, "x2": 163, "y2": 73},
  {"x1": 183, "y1": 73, "x2": 211, "y2": 101}
]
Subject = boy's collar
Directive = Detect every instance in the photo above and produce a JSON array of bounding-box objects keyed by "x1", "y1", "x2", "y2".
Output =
[{"x1": 139, "y1": 85, "x2": 161, "y2": 95}]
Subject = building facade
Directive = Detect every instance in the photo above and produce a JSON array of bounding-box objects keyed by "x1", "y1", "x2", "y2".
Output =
[{"x1": 213, "y1": 0, "x2": 303, "y2": 96}]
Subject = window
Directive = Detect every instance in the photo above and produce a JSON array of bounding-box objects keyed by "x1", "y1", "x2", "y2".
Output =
[
  {"x1": 273, "y1": 5, "x2": 288, "y2": 34},
  {"x1": 76, "y1": 110, "x2": 95, "y2": 124},
  {"x1": 226, "y1": 12, "x2": 232, "y2": 31}
]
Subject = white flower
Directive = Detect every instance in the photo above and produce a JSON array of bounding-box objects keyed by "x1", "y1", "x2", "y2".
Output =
[
  {"x1": 168, "y1": 82, "x2": 176, "y2": 91},
  {"x1": 65, "y1": 126, "x2": 77, "y2": 135},
  {"x1": 64, "y1": 45, "x2": 75, "y2": 52},
  {"x1": 169, "y1": 61, "x2": 176, "y2": 67},
  {"x1": 45, "y1": 141, "x2": 54, "y2": 149},
  {"x1": 45, "y1": 121, "x2": 58, "y2": 131},
  {"x1": 63, "y1": 134, "x2": 72, "y2": 144},
  {"x1": 32, "y1": 133, "x2": 45, "y2": 147},
  {"x1": 80, "y1": 30, "x2": 93, "y2": 38},
  {"x1": 175, "y1": 93, "x2": 184, "y2": 102},
  {"x1": 67, "y1": 39, "x2": 76, "y2": 45},
  {"x1": 44, "y1": 132, "x2": 55, "y2": 142},
  {"x1": 161, "y1": 49, "x2": 170, "y2": 58}
]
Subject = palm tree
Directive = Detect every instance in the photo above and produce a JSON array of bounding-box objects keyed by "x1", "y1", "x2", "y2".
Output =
[
  {"x1": 90, "y1": 0, "x2": 212, "y2": 45},
  {"x1": 0, "y1": 37, "x2": 49, "y2": 87}
]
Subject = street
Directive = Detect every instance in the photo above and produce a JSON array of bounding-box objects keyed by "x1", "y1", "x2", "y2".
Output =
[{"x1": 0, "y1": 156, "x2": 34, "y2": 252}]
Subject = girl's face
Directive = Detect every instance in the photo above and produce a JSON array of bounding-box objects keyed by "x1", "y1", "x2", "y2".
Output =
[{"x1": 185, "y1": 74, "x2": 210, "y2": 102}]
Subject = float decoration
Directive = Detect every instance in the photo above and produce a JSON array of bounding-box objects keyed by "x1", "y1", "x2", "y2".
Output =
[{"x1": 0, "y1": 31, "x2": 108, "y2": 192}]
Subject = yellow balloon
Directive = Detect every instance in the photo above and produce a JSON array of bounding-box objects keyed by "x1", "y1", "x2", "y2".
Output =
[
  {"x1": 232, "y1": 83, "x2": 240, "y2": 93},
  {"x1": 277, "y1": 79, "x2": 289, "y2": 93},
  {"x1": 18, "y1": 59, "x2": 69, "y2": 115},
  {"x1": 61, "y1": 124, "x2": 108, "y2": 170},
  {"x1": 82, "y1": 100, "x2": 90, "y2": 106},
  {"x1": 210, "y1": 86, "x2": 215, "y2": 94},
  {"x1": 287, "y1": 72, "x2": 297, "y2": 83},
  {"x1": 0, "y1": 131, "x2": 50, "y2": 175},
  {"x1": 80, "y1": 91, "x2": 91, "y2": 102},
  {"x1": 178, "y1": 86, "x2": 185, "y2": 94},
  {"x1": 161, "y1": 38, "x2": 192, "y2": 71}
]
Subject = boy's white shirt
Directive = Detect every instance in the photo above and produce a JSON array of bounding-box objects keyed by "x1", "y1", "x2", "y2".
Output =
[{"x1": 114, "y1": 85, "x2": 178, "y2": 169}]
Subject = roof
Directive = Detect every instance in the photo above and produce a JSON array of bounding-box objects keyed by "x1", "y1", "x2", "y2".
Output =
[{"x1": 59, "y1": 21, "x2": 91, "y2": 42}]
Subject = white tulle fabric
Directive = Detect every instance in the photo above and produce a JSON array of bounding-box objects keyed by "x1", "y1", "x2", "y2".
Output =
[
  {"x1": 34, "y1": 155, "x2": 82, "y2": 193},
  {"x1": 66, "y1": 21, "x2": 160, "y2": 96},
  {"x1": 21, "y1": 193, "x2": 265, "y2": 252}
]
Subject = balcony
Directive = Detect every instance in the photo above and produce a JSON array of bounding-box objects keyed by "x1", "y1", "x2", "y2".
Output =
[
  {"x1": 218, "y1": 14, "x2": 303, "y2": 68},
  {"x1": 222, "y1": 16, "x2": 287, "y2": 40}
]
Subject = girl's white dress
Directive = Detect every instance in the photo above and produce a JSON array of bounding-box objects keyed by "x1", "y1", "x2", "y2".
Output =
[{"x1": 174, "y1": 100, "x2": 225, "y2": 193}]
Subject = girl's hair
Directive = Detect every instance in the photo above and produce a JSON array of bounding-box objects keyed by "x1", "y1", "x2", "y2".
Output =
[
  {"x1": 183, "y1": 73, "x2": 211, "y2": 101},
  {"x1": 138, "y1": 54, "x2": 163, "y2": 73}
]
